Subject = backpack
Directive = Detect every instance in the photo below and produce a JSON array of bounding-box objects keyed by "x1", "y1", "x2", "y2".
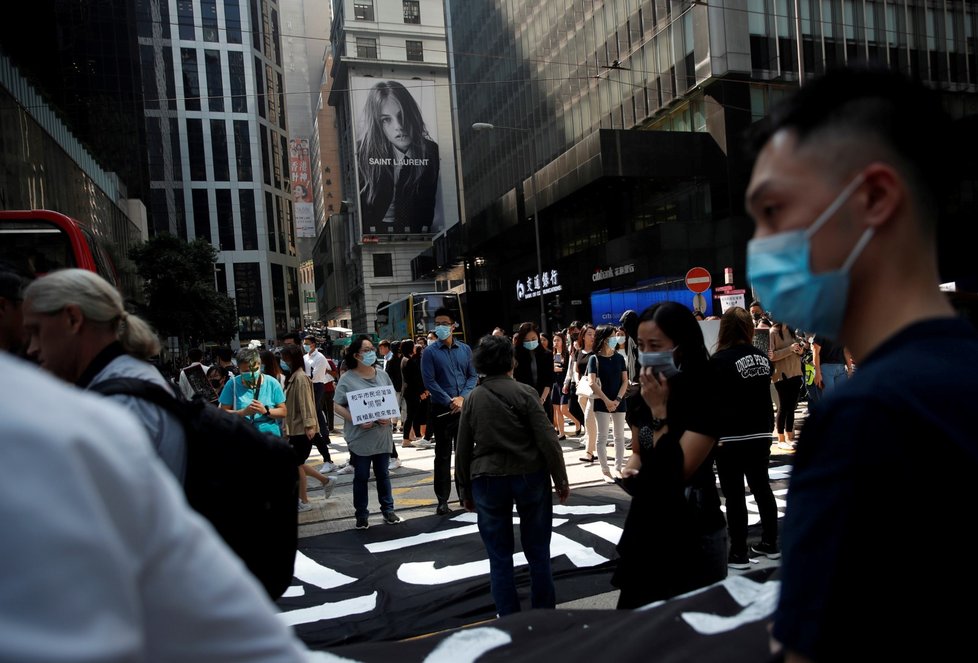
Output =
[{"x1": 89, "y1": 378, "x2": 298, "y2": 600}]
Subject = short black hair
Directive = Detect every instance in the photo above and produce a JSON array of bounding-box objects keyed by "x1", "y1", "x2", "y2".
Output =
[
  {"x1": 749, "y1": 67, "x2": 952, "y2": 231},
  {"x1": 433, "y1": 307, "x2": 455, "y2": 322},
  {"x1": 187, "y1": 348, "x2": 203, "y2": 362},
  {"x1": 304, "y1": 334, "x2": 318, "y2": 345},
  {"x1": 216, "y1": 347, "x2": 234, "y2": 362},
  {"x1": 473, "y1": 334, "x2": 514, "y2": 376},
  {"x1": 0, "y1": 261, "x2": 27, "y2": 302},
  {"x1": 284, "y1": 332, "x2": 302, "y2": 345},
  {"x1": 749, "y1": 301, "x2": 762, "y2": 310}
]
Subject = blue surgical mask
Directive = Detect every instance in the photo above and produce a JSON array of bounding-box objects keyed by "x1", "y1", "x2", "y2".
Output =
[
  {"x1": 242, "y1": 370, "x2": 262, "y2": 385},
  {"x1": 606, "y1": 337, "x2": 618, "y2": 349},
  {"x1": 747, "y1": 174, "x2": 871, "y2": 338},
  {"x1": 639, "y1": 349, "x2": 680, "y2": 378},
  {"x1": 360, "y1": 350, "x2": 377, "y2": 366},
  {"x1": 523, "y1": 340, "x2": 539, "y2": 351},
  {"x1": 303, "y1": 344, "x2": 311, "y2": 353},
  {"x1": 435, "y1": 325, "x2": 452, "y2": 340},
  {"x1": 279, "y1": 360, "x2": 290, "y2": 372}
]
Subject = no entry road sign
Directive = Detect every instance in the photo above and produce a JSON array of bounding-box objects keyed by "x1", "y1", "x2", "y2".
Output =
[{"x1": 685, "y1": 267, "x2": 712, "y2": 294}]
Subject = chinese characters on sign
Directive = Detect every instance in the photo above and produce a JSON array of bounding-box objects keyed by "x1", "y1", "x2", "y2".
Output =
[
  {"x1": 346, "y1": 385, "x2": 400, "y2": 424},
  {"x1": 516, "y1": 269, "x2": 562, "y2": 301}
]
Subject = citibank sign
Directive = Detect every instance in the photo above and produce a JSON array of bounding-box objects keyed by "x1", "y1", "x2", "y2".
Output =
[
  {"x1": 516, "y1": 269, "x2": 562, "y2": 301},
  {"x1": 592, "y1": 263, "x2": 635, "y2": 282}
]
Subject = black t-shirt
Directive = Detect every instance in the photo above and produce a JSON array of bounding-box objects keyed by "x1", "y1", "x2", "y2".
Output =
[
  {"x1": 587, "y1": 352, "x2": 627, "y2": 413},
  {"x1": 813, "y1": 335, "x2": 846, "y2": 364},
  {"x1": 774, "y1": 318, "x2": 978, "y2": 661},
  {"x1": 710, "y1": 344, "x2": 773, "y2": 442}
]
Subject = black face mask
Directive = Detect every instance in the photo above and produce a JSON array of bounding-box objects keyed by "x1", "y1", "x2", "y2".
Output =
[
  {"x1": 209, "y1": 379, "x2": 223, "y2": 389},
  {"x1": 752, "y1": 313, "x2": 762, "y2": 321}
]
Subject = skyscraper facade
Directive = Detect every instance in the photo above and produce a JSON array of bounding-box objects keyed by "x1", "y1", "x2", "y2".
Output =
[{"x1": 135, "y1": 0, "x2": 301, "y2": 344}]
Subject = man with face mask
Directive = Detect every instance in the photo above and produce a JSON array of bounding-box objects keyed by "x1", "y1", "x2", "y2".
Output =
[
  {"x1": 746, "y1": 69, "x2": 978, "y2": 661},
  {"x1": 420, "y1": 307, "x2": 479, "y2": 514},
  {"x1": 304, "y1": 335, "x2": 337, "y2": 471}
]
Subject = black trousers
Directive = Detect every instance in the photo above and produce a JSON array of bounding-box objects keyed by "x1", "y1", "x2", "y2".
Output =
[
  {"x1": 430, "y1": 403, "x2": 461, "y2": 505},
  {"x1": 774, "y1": 376, "x2": 803, "y2": 435},
  {"x1": 715, "y1": 439, "x2": 779, "y2": 555},
  {"x1": 311, "y1": 383, "x2": 332, "y2": 462}
]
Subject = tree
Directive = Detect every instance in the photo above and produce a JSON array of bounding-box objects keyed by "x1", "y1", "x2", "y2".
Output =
[{"x1": 130, "y1": 234, "x2": 237, "y2": 346}]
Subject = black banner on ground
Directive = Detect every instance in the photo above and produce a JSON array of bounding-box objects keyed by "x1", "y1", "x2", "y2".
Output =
[
  {"x1": 278, "y1": 486, "x2": 630, "y2": 647},
  {"x1": 311, "y1": 567, "x2": 780, "y2": 662}
]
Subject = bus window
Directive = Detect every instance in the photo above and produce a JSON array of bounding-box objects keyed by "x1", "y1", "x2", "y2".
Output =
[
  {"x1": 81, "y1": 226, "x2": 121, "y2": 290},
  {"x1": 0, "y1": 220, "x2": 76, "y2": 278}
]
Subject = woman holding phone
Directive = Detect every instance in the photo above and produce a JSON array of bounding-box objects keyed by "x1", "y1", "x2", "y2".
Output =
[{"x1": 613, "y1": 302, "x2": 725, "y2": 608}]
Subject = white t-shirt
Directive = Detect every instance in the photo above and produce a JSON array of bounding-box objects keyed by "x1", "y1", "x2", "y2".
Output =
[
  {"x1": 0, "y1": 353, "x2": 314, "y2": 662},
  {"x1": 303, "y1": 349, "x2": 334, "y2": 384}
]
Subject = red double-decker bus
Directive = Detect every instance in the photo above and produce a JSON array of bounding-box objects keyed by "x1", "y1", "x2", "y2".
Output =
[{"x1": 0, "y1": 210, "x2": 122, "y2": 291}]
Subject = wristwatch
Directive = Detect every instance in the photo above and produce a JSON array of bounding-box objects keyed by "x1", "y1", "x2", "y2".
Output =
[
  {"x1": 263, "y1": 404, "x2": 271, "y2": 416},
  {"x1": 650, "y1": 415, "x2": 668, "y2": 431}
]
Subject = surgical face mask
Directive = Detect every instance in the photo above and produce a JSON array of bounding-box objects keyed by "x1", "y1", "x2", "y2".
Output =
[
  {"x1": 639, "y1": 349, "x2": 680, "y2": 378},
  {"x1": 434, "y1": 324, "x2": 453, "y2": 340},
  {"x1": 427, "y1": 338, "x2": 436, "y2": 346},
  {"x1": 606, "y1": 337, "x2": 618, "y2": 349},
  {"x1": 360, "y1": 350, "x2": 377, "y2": 366},
  {"x1": 279, "y1": 360, "x2": 290, "y2": 372},
  {"x1": 747, "y1": 174, "x2": 870, "y2": 338},
  {"x1": 523, "y1": 340, "x2": 539, "y2": 351},
  {"x1": 303, "y1": 344, "x2": 311, "y2": 353},
  {"x1": 242, "y1": 369, "x2": 262, "y2": 385},
  {"x1": 614, "y1": 335, "x2": 626, "y2": 347}
]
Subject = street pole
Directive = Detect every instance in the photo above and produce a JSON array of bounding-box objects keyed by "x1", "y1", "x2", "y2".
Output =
[
  {"x1": 794, "y1": 0, "x2": 804, "y2": 86},
  {"x1": 472, "y1": 122, "x2": 547, "y2": 334}
]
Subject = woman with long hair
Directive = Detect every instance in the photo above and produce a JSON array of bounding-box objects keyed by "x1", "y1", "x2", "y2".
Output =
[
  {"x1": 710, "y1": 307, "x2": 779, "y2": 569},
  {"x1": 571, "y1": 325, "x2": 599, "y2": 463},
  {"x1": 260, "y1": 350, "x2": 286, "y2": 388},
  {"x1": 333, "y1": 335, "x2": 402, "y2": 529},
  {"x1": 587, "y1": 324, "x2": 629, "y2": 479},
  {"x1": 550, "y1": 332, "x2": 580, "y2": 440},
  {"x1": 280, "y1": 345, "x2": 334, "y2": 512},
  {"x1": 400, "y1": 340, "x2": 428, "y2": 446},
  {"x1": 512, "y1": 321, "x2": 554, "y2": 412},
  {"x1": 614, "y1": 302, "x2": 725, "y2": 608},
  {"x1": 357, "y1": 80, "x2": 440, "y2": 234},
  {"x1": 769, "y1": 318, "x2": 804, "y2": 449}
]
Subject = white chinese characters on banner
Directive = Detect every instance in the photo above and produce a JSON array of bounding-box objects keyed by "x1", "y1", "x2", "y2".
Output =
[
  {"x1": 346, "y1": 385, "x2": 400, "y2": 424},
  {"x1": 516, "y1": 269, "x2": 562, "y2": 301}
]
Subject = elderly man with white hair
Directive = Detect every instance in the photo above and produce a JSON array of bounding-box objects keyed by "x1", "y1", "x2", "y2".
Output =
[{"x1": 23, "y1": 268, "x2": 187, "y2": 481}]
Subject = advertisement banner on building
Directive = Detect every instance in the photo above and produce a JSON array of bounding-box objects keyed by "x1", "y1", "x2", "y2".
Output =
[
  {"x1": 350, "y1": 77, "x2": 444, "y2": 237},
  {"x1": 289, "y1": 138, "x2": 317, "y2": 238},
  {"x1": 590, "y1": 285, "x2": 713, "y2": 325}
]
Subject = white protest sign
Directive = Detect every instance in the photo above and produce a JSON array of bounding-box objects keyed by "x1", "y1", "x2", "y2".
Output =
[
  {"x1": 719, "y1": 293, "x2": 746, "y2": 313},
  {"x1": 346, "y1": 385, "x2": 400, "y2": 424}
]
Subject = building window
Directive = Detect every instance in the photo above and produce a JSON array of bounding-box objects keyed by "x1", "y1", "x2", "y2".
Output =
[
  {"x1": 204, "y1": 50, "x2": 224, "y2": 111},
  {"x1": 201, "y1": 0, "x2": 219, "y2": 41},
  {"x1": 211, "y1": 120, "x2": 230, "y2": 181},
  {"x1": 356, "y1": 37, "x2": 378, "y2": 59},
  {"x1": 233, "y1": 120, "x2": 252, "y2": 180},
  {"x1": 228, "y1": 51, "x2": 247, "y2": 112},
  {"x1": 406, "y1": 40, "x2": 423, "y2": 62},
  {"x1": 403, "y1": 0, "x2": 420, "y2": 24},
  {"x1": 186, "y1": 118, "x2": 207, "y2": 181},
  {"x1": 181, "y1": 48, "x2": 200, "y2": 111},
  {"x1": 353, "y1": 1, "x2": 374, "y2": 21},
  {"x1": 177, "y1": 0, "x2": 195, "y2": 40},
  {"x1": 373, "y1": 253, "x2": 393, "y2": 277},
  {"x1": 225, "y1": 0, "x2": 242, "y2": 43}
]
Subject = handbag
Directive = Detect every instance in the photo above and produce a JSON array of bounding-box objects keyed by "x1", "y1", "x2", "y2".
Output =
[{"x1": 577, "y1": 355, "x2": 600, "y2": 399}]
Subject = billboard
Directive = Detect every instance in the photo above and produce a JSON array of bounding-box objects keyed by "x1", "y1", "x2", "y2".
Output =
[
  {"x1": 350, "y1": 77, "x2": 444, "y2": 236},
  {"x1": 289, "y1": 138, "x2": 316, "y2": 238},
  {"x1": 590, "y1": 286, "x2": 714, "y2": 325}
]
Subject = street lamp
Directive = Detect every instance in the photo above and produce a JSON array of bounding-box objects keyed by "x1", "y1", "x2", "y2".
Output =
[{"x1": 471, "y1": 122, "x2": 546, "y2": 334}]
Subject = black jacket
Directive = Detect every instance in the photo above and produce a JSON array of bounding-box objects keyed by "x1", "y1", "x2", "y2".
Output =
[{"x1": 513, "y1": 345, "x2": 555, "y2": 399}]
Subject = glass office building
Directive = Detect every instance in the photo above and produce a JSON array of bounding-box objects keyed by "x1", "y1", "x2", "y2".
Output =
[{"x1": 443, "y1": 0, "x2": 978, "y2": 332}]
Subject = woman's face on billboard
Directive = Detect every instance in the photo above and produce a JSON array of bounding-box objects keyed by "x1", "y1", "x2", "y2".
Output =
[{"x1": 380, "y1": 97, "x2": 411, "y2": 152}]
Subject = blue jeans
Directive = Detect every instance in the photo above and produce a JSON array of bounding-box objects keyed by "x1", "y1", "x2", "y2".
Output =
[
  {"x1": 351, "y1": 452, "x2": 393, "y2": 520},
  {"x1": 472, "y1": 469, "x2": 555, "y2": 616},
  {"x1": 821, "y1": 363, "x2": 849, "y2": 394}
]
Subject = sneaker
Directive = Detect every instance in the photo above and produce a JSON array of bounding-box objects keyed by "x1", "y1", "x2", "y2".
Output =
[
  {"x1": 297, "y1": 501, "x2": 313, "y2": 513},
  {"x1": 355, "y1": 517, "x2": 369, "y2": 529},
  {"x1": 318, "y1": 461, "x2": 337, "y2": 473},
  {"x1": 335, "y1": 464, "x2": 354, "y2": 475},
  {"x1": 728, "y1": 551, "x2": 751, "y2": 570},
  {"x1": 389, "y1": 458, "x2": 402, "y2": 470},
  {"x1": 320, "y1": 477, "x2": 334, "y2": 499},
  {"x1": 383, "y1": 511, "x2": 402, "y2": 525},
  {"x1": 414, "y1": 440, "x2": 435, "y2": 450},
  {"x1": 436, "y1": 502, "x2": 450, "y2": 516},
  {"x1": 750, "y1": 541, "x2": 781, "y2": 559},
  {"x1": 777, "y1": 441, "x2": 796, "y2": 451}
]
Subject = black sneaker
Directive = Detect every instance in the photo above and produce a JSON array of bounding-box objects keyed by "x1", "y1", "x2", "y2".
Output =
[
  {"x1": 355, "y1": 517, "x2": 369, "y2": 530},
  {"x1": 436, "y1": 502, "x2": 450, "y2": 516},
  {"x1": 383, "y1": 511, "x2": 402, "y2": 525},
  {"x1": 728, "y1": 551, "x2": 751, "y2": 570},
  {"x1": 750, "y1": 541, "x2": 781, "y2": 559}
]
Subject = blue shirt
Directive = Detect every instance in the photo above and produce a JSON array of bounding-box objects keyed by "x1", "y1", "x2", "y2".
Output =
[
  {"x1": 219, "y1": 375, "x2": 286, "y2": 436},
  {"x1": 420, "y1": 339, "x2": 479, "y2": 407}
]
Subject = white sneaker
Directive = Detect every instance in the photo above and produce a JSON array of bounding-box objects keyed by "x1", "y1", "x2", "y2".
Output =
[
  {"x1": 319, "y1": 462, "x2": 337, "y2": 473},
  {"x1": 297, "y1": 500, "x2": 313, "y2": 512},
  {"x1": 414, "y1": 440, "x2": 435, "y2": 449},
  {"x1": 389, "y1": 458, "x2": 402, "y2": 470},
  {"x1": 777, "y1": 441, "x2": 796, "y2": 451},
  {"x1": 335, "y1": 464, "x2": 354, "y2": 475}
]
